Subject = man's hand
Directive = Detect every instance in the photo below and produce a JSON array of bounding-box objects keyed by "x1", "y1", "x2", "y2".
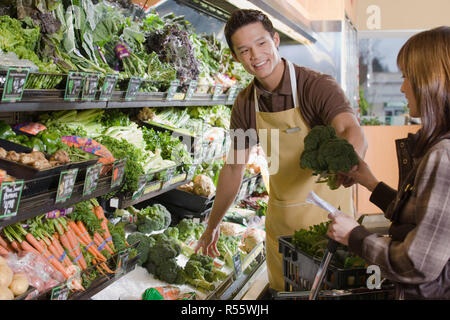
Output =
[
  {"x1": 331, "y1": 112, "x2": 368, "y2": 189},
  {"x1": 326, "y1": 211, "x2": 360, "y2": 246},
  {"x1": 195, "y1": 226, "x2": 221, "y2": 258}
]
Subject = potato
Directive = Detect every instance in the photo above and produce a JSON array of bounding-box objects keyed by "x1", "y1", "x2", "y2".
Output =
[
  {"x1": 0, "y1": 286, "x2": 14, "y2": 300},
  {"x1": 9, "y1": 273, "x2": 29, "y2": 296},
  {"x1": 0, "y1": 264, "x2": 13, "y2": 287}
]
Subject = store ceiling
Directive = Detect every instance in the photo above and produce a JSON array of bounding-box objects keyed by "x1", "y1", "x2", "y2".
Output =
[{"x1": 173, "y1": 0, "x2": 316, "y2": 45}]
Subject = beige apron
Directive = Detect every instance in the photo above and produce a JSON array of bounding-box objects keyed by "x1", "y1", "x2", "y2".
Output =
[{"x1": 255, "y1": 61, "x2": 354, "y2": 291}]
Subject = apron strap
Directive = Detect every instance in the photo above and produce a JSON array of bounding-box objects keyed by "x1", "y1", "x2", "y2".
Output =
[{"x1": 254, "y1": 60, "x2": 299, "y2": 113}]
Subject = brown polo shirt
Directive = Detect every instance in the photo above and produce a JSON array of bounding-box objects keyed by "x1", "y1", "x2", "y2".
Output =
[{"x1": 230, "y1": 59, "x2": 354, "y2": 149}]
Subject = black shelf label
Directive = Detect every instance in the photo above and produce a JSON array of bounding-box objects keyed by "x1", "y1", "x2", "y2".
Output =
[
  {"x1": 111, "y1": 159, "x2": 126, "y2": 188},
  {"x1": 0, "y1": 180, "x2": 24, "y2": 219},
  {"x1": 166, "y1": 80, "x2": 180, "y2": 101},
  {"x1": 51, "y1": 283, "x2": 70, "y2": 300},
  {"x1": 56, "y1": 168, "x2": 79, "y2": 203},
  {"x1": 1, "y1": 67, "x2": 30, "y2": 102},
  {"x1": 212, "y1": 84, "x2": 223, "y2": 100},
  {"x1": 99, "y1": 74, "x2": 119, "y2": 101},
  {"x1": 118, "y1": 249, "x2": 129, "y2": 275},
  {"x1": 82, "y1": 73, "x2": 100, "y2": 101},
  {"x1": 184, "y1": 80, "x2": 197, "y2": 101},
  {"x1": 83, "y1": 163, "x2": 102, "y2": 196},
  {"x1": 65, "y1": 71, "x2": 84, "y2": 101},
  {"x1": 125, "y1": 77, "x2": 142, "y2": 101}
]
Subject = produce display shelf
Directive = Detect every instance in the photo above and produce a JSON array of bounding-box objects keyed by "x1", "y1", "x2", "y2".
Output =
[
  {"x1": 32, "y1": 243, "x2": 140, "y2": 300},
  {"x1": 207, "y1": 242, "x2": 266, "y2": 300},
  {"x1": 68, "y1": 256, "x2": 140, "y2": 300},
  {"x1": 0, "y1": 89, "x2": 235, "y2": 112},
  {"x1": 117, "y1": 178, "x2": 193, "y2": 209},
  {"x1": 0, "y1": 175, "x2": 121, "y2": 228}
]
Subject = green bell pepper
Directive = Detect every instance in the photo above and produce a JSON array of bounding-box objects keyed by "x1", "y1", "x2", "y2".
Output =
[
  {"x1": 37, "y1": 131, "x2": 61, "y2": 154},
  {"x1": 0, "y1": 120, "x2": 16, "y2": 140}
]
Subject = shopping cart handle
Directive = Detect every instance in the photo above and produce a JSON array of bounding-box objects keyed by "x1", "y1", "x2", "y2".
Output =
[{"x1": 327, "y1": 238, "x2": 339, "y2": 254}]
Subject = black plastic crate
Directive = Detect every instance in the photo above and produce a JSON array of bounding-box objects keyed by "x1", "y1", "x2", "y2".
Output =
[
  {"x1": 158, "y1": 200, "x2": 212, "y2": 223},
  {"x1": 155, "y1": 188, "x2": 214, "y2": 213},
  {"x1": 278, "y1": 236, "x2": 369, "y2": 291}
]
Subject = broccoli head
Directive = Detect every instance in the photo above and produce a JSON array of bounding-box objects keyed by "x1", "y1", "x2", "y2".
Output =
[
  {"x1": 317, "y1": 137, "x2": 359, "y2": 173},
  {"x1": 177, "y1": 218, "x2": 206, "y2": 242},
  {"x1": 126, "y1": 232, "x2": 156, "y2": 266},
  {"x1": 304, "y1": 125, "x2": 337, "y2": 151},
  {"x1": 147, "y1": 234, "x2": 182, "y2": 266},
  {"x1": 136, "y1": 203, "x2": 172, "y2": 234},
  {"x1": 300, "y1": 126, "x2": 358, "y2": 190}
]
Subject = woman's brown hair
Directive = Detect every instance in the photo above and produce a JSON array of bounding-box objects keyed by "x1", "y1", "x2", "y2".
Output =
[{"x1": 397, "y1": 26, "x2": 450, "y2": 157}]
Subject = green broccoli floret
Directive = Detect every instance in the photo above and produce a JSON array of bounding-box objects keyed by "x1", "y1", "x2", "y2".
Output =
[
  {"x1": 164, "y1": 226, "x2": 179, "y2": 239},
  {"x1": 181, "y1": 253, "x2": 228, "y2": 292},
  {"x1": 177, "y1": 218, "x2": 205, "y2": 242},
  {"x1": 318, "y1": 137, "x2": 359, "y2": 173},
  {"x1": 300, "y1": 126, "x2": 358, "y2": 190},
  {"x1": 164, "y1": 226, "x2": 195, "y2": 257},
  {"x1": 147, "y1": 234, "x2": 182, "y2": 266},
  {"x1": 216, "y1": 234, "x2": 241, "y2": 268},
  {"x1": 136, "y1": 203, "x2": 172, "y2": 234},
  {"x1": 304, "y1": 125, "x2": 337, "y2": 151},
  {"x1": 126, "y1": 232, "x2": 156, "y2": 266}
]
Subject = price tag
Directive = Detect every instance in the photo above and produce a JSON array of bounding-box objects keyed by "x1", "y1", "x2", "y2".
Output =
[
  {"x1": 233, "y1": 252, "x2": 242, "y2": 277},
  {"x1": 64, "y1": 71, "x2": 84, "y2": 101},
  {"x1": 99, "y1": 74, "x2": 118, "y2": 101},
  {"x1": 132, "y1": 174, "x2": 148, "y2": 200},
  {"x1": 82, "y1": 73, "x2": 100, "y2": 101},
  {"x1": 0, "y1": 181, "x2": 24, "y2": 219},
  {"x1": 56, "y1": 168, "x2": 79, "y2": 203},
  {"x1": 1, "y1": 67, "x2": 29, "y2": 102},
  {"x1": 143, "y1": 181, "x2": 161, "y2": 194},
  {"x1": 165, "y1": 80, "x2": 180, "y2": 101},
  {"x1": 125, "y1": 76, "x2": 142, "y2": 101},
  {"x1": 170, "y1": 173, "x2": 187, "y2": 185},
  {"x1": 241, "y1": 242, "x2": 264, "y2": 271},
  {"x1": 184, "y1": 80, "x2": 197, "y2": 101},
  {"x1": 212, "y1": 84, "x2": 223, "y2": 100},
  {"x1": 83, "y1": 163, "x2": 102, "y2": 196},
  {"x1": 226, "y1": 85, "x2": 238, "y2": 103},
  {"x1": 111, "y1": 159, "x2": 126, "y2": 188},
  {"x1": 51, "y1": 283, "x2": 70, "y2": 300}
]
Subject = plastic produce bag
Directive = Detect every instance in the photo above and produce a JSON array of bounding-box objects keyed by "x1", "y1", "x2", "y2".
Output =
[
  {"x1": 5, "y1": 252, "x2": 65, "y2": 294},
  {"x1": 142, "y1": 286, "x2": 196, "y2": 300},
  {"x1": 61, "y1": 136, "x2": 115, "y2": 165},
  {"x1": 0, "y1": 52, "x2": 39, "y2": 72}
]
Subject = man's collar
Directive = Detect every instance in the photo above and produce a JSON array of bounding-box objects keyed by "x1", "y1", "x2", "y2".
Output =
[{"x1": 253, "y1": 58, "x2": 292, "y2": 96}]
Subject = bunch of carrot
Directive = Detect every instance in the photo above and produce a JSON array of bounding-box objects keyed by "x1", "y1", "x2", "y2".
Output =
[{"x1": 0, "y1": 198, "x2": 125, "y2": 294}]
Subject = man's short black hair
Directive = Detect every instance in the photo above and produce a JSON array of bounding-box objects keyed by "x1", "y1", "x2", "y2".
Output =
[{"x1": 224, "y1": 9, "x2": 275, "y2": 55}]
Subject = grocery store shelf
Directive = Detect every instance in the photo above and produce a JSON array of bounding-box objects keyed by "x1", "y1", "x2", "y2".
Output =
[
  {"x1": 117, "y1": 178, "x2": 192, "y2": 209},
  {"x1": 0, "y1": 175, "x2": 121, "y2": 228},
  {"x1": 0, "y1": 89, "x2": 236, "y2": 112}
]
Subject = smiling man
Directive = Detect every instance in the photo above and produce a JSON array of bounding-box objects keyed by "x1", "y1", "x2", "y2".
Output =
[{"x1": 195, "y1": 9, "x2": 367, "y2": 293}]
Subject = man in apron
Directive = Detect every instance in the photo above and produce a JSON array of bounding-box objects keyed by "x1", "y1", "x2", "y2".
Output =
[{"x1": 195, "y1": 9, "x2": 367, "y2": 292}]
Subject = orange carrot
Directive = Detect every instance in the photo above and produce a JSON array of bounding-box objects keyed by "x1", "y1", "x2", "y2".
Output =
[
  {"x1": 63, "y1": 229, "x2": 87, "y2": 270},
  {"x1": 0, "y1": 245, "x2": 9, "y2": 256},
  {"x1": 93, "y1": 232, "x2": 114, "y2": 255},
  {"x1": 93, "y1": 206, "x2": 115, "y2": 251},
  {"x1": 21, "y1": 230, "x2": 70, "y2": 279},
  {"x1": 69, "y1": 220, "x2": 106, "y2": 261}
]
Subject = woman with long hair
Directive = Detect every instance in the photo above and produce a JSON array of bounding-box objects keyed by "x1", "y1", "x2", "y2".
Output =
[{"x1": 327, "y1": 26, "x2": 450, "y2": 299}]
